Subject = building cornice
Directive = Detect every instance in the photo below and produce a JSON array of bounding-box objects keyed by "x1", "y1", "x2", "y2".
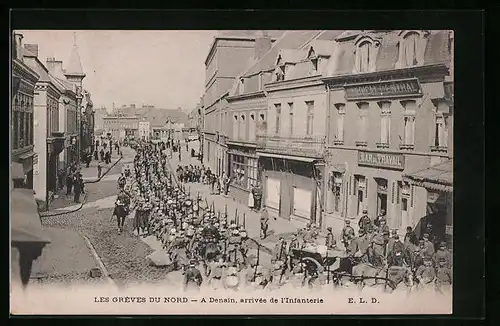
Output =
[
  {"x1": 265, "y1": 75, "x2": 324, "y2": 93},
  {"x1": 12, "y1": 59, "x2": 40, "y2": 84},
  {"x1": 321, "y1": 63, "x2": 449, "y2": 87},
  {"x1": 226, "y1": 90, "x2": 265, "y2": 102}
]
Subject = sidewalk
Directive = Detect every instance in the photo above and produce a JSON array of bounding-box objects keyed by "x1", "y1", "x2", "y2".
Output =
[{"x1": 30, "y1": 227, "x2": 105, "y2": 284}]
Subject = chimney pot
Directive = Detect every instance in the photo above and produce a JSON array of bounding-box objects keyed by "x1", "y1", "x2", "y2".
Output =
[{"x1": 24, "y1": 44, "x2": 39, "y2": 57}]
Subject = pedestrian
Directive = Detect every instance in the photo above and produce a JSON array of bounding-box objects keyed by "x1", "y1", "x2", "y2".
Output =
[
  {"x1": 325, "y1": 227, "x2": 337, "y2": 250},
  {"x1": 86, "y1": 152, "x2": 91, "y2": 168},
  {"x1": 66, "y1": 170, "x2": 73, "y2": 195},
  {"x1": 97, "y1": 162, "x2": 102, "y2": 179},
  {"x1": 73, "y1": 175, "x2": 82, "y2": 203},
  {"x1": 404, "y1": 226, "x2": 418, "y2": 247},
  {"x1": 100, "y1": 148, "x2": 105, "y2": 162},
  {"x1": 248, "y1": 184, "x2": 255, "y2": 210},
  {"x1": 79, "y1": 173, "x2": 85, "y2": 194},
  {"x1": 94, "y1": 150, "x2": 99, "y2": 161},
  {"x1": 341, "y1": 220, "x2": 355, "y2": 250},
  {"x1": 260, "y1": 208, "x2": 269, "y2": 239},
  {"x1": 251, "y1": 181, "x2": 262, "y2": 211}
]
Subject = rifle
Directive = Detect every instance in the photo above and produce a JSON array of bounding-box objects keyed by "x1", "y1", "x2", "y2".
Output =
[{"x1": 253, "y1": 241, "x2": 260, "y2": 282}]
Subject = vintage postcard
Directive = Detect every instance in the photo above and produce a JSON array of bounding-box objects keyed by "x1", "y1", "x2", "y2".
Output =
[{"x1": 10, "y1": 29, "x2": 453, "y2": 315}]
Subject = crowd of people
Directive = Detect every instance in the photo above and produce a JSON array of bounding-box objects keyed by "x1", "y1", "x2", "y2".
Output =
[
  {"x1": 111, "y1": 140, "x2": 451, "y2": 293},
  {"x1": 175, "y1": 164, "x2": 231, "y2": 196}
]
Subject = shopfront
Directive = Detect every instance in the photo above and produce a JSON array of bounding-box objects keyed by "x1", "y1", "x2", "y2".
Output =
[{"x1": 227, "y1": 146, "x2": 259, "y2": 204}]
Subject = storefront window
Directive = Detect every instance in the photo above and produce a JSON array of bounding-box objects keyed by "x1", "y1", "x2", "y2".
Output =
[
  {"x1": 375, "y1": 178, "x2": 388, "y2": 216},
  {"x1": 355, "y1": 175, "x2": 366, "y2": 215},
  {"x1": 230, "y1": 154, "x2": 258, "y2": 190},
  {"x1": 332, "y1": 173, "x2": 343, "y2": 212}
]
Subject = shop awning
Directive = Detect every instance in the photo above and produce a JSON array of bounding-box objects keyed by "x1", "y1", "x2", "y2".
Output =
[
  {"x1": 403, "y1": 159, "x2": 453, "y2": 193},
  {"x1": 11, "y1": 188, "x2": 51, "y2": 244},
  {"x1": 256, "y1": 151, "x2": 317, "y2": 163}
]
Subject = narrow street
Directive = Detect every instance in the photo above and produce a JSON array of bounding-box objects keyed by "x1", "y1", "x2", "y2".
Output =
[{"x1": 38, "y1": 142, "x2": 281, "y2": 288}]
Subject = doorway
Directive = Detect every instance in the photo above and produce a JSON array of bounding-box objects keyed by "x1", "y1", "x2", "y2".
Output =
[
  {"x1": 377, "y1": 193, "x2": 388, "y2": 216},
  {"x1": 357, "y1": 189, "x2": 364, "y2": 215},
  {"x1": 401, "y1": 197, "x2": 409, "y2": 229}
]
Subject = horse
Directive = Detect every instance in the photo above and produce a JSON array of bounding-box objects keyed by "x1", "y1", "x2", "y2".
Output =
[
  {"x1": 198, "y1": 240, "x2": 221, "y2": 276},
  {"x1": 112, "y1": 203, "x2": 128, "y2": 234}
]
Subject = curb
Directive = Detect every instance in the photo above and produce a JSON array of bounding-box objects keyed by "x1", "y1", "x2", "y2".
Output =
[{"x1": 81, "y1": 233, "x2": 116, "y2": 287}]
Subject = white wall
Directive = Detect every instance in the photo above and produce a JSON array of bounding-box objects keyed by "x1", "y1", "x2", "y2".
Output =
[{"x1": 33, "y1": 89, "x2": 48, "y2": 203}]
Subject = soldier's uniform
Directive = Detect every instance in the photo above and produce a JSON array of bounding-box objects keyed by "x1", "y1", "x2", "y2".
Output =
[
  {"x1": 415, "y1": 258, "x2": 436, "y2": 289},
  {"x1": 325, "y1": 227, "x2": 337, "y2": 250},
  {"x1": 288, "y1": 234, "x2": 299, "y2": 270},
  {"x1": 432, "y1": 242, "x2": 452, "y2": 268},
  {"x1": 341, "y1": 221, "x2": 355, "y2": 250},
  {"x1": 358, "y1": 210, "x2": 372, "y2": 234},
  {"x1": 435, "y1": 258, "x2": 452, "y2": 292},
  {"x1": 184, "y1": 261, "x2": 203, "y2": 291},
  {"x1": 227, "y1": 229, "x2": 242, "y2": 263},
  {"x1": 272, "y1": 238, "x2": 288, "y2": 263},
  {"x1": 208, "y1": 259, "x2": 225, "y2": 290}
]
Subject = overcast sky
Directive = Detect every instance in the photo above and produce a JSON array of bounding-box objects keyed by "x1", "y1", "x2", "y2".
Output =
[{"x1": 17, "y1": 30, "x2": 217, "y2": 112}]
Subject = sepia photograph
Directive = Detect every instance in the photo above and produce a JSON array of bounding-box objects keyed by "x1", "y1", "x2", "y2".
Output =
[{"x1": 10, "y1": 29, "x2": 454, "y2": 315}]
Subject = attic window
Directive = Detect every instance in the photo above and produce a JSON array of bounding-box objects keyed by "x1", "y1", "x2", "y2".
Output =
[
  {"x1": 275, "y1": 67, "x2": 285, "y2": 82},
  {"x1": 308, "y1": 48, "x2": 318, "y2": 73},
  {"x1": 353, "y1": 36, "x2": 381, "y2": 73},
  {"x1": 397, "y1": 30, "x2": 429, "y2": 68}
]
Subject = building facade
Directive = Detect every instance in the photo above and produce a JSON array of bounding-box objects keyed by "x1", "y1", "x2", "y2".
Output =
[
  {"x1": 11, "y1": 34, "x2": 39, "y2": 190},
  {"x1": 45, "y1": 57, "x2": 79, "y2": 171},
  {"x1": 138, "y1": 120, "x2": 151, "y2": 141},
  {"x1": 103, "y1": 115, "x2": 139, "y2": 141},
  {"x1": 80, "y1": 90, "x2": 95, "y2": 154},
  {"x1": 322, "y1": 30, "x2": 453, "y2": 243},
  {"x1": 203, "y1": 31, "x2": 284, "y2": 177},
  {"x1": 23, "y1": 45, "x2": 65, "y2": 210}
]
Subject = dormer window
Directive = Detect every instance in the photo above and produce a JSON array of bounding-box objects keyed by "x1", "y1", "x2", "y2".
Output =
[
  {"x1": 396, "y1": 30, "x2": 430, "y2": 68},
  {"x1": 275, "y1": 55, "x2": 286, "y2": 81},
  {"x1": 308, "y1": 48, "x2": 318, "y2": 74},
  {"x1": 353, "y1": 36, "x2": 381, "y2": 73}
]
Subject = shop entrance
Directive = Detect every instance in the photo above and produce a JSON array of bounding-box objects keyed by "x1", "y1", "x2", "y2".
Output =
[
  {"x1": 375, "y1": 178, "x2": 388, "y2": 216},
  {"x1": 355, "y1": 175, "x2": 366, "y2": 215},
  {"x1": 357, "y1": 189, "x2": 364, "y2": 215}
]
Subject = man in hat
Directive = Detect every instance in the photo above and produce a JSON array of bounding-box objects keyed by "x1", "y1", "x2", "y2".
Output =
[
  {"x1": 239, "y1": 228, "x2": 249, "y2": 265},
  {"x1": 404, "y1": 226, "x2": 419, "y2": 248},
  {"x1": 432, "y1": 241, "x2": 452, "y2": 269},
  {"x1": 272, "y1": 237, "x2": 288, "y2": 263},
  {"x1": 183, "y1": 260, "x2": 203, "y2": 291},
  {"x1": 386, "y1": 230, "x2": 399, "y2": 258},
  {"x1": 387, "y1": 234, "x2": 407, "y2": 267},
  {"x1": 325, "y1": 227, "x2": 337, "y2": 250},
  {"x1": 341, "y1": 220, "x2": 355, "y2": 250},
  {"x1": 227, "y1": 228, "x2": 242, "y2": 263},
  {"x1": 287, "y1": 233, "x2": 300, "y2": 271},
  {"x1": 251, "y1": 181, "x2": 263, "y2": 211},
  {"x1": 415, "y1": 257, "x2": 436, "y2": 289},
  {"x1": 422, "y1": 233, "x2": 436, "y2": 257},
  {"x1": 207, "y1": 257, "x2": 226, "y2": 290},
  {"x1": 435, "y1": 257, "x2": 452, "y2": 292},
  {"x1": 374, "y1": 209, "x2": 386, "y2": 229},
  {"x1": 358, "y1": 209, "x2": 372, "y2": 235},
  {"x1": 377, "y1": 218, "x2": 390, "y2": 236},
  {"x1": 371, "y1": 231, "x2": 387, "y2": 267},
  {"x1": 260, "y1": 208, "x2": 270, "y2": 239}
]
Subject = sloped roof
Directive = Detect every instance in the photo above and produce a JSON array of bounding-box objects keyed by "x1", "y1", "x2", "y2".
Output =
[
  {"x1": 242, "y1": 30, "x2": 322, "y2": 77},
  {"x1": 278, "y1": 48, "x2": 307, "y2": 64},
  {"x1": 305, "y1": 39, "x2": 337, "y2": 58},
  {"x1": 216, "y1": 30, "x2": 284, "y2": 39},
  {"x1": 315, "y1": 30, "x2": 344, "y2": 41},
  {"x1": 65, "y1": 45, "x2": 85, "y2": 76},
  {"x1": 114, "y1": 107, "x2": 190, "y2": 128},
  {"x1": 23, "y1": 55, "x2": 51, "y2": 83},
  {"x1": 403, "y1": 159, "x2": 453, "y2": 192}
]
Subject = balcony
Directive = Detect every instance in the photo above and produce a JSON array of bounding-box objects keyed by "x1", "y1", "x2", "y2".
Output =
[
  {"x1": 376, "y1": 142, "x2": 390, "y2": 149},
  {"x1": 256, "y1": 134, "x2": 326, "y2": 158},
  {"x1": 399, "y1": 144, "x2": 415, "y2": 151},
  {"x1": 355, "y1": 141, "x2": 368, "y2": 147},
  {"x1": 430, "y1": 145, "x2": 448, "y2": 153}
]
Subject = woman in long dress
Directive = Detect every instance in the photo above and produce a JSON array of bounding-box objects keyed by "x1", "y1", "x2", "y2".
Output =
[{"x1": 248, "y1": 185, "x2": 255, "y2": 210}]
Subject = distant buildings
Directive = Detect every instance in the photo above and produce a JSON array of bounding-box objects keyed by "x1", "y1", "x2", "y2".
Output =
[{"x1": 203, "y1": 30, "x2": 454, "y2": 244}]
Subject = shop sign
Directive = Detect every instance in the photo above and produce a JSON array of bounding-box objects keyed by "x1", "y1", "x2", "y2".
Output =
[
  {"x1": 344, "y1": 78, "x2": 422, "y2": 101},
  {"x1": 358, "y1": 150, "x2": 405, "y2": 170}
]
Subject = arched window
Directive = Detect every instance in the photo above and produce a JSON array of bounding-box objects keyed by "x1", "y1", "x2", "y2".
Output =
[
  {"x1": 396, "y1": 30, "x2": 429, "y2": 68},
  {"x1": 233, "y1": 115, "x2": 238, "y2": 139},
  {"x1": 354, "y1": 36, "x2": 381, "y2": 73}
]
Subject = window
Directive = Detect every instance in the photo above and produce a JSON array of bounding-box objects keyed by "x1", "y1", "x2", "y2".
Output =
[
  {"x1": 397, "y1": 31, "x2": 429, "y2": 68},
  {"x1": 334, "y1": 103, "x2": 345, "y2": 144},
  {"x1": 238, "y1": 79, "x2": 244, "y2": 94},
  {"x1": 356, "y1": 102, "x2": 369, "y2": 146},
  {"x1": 401, "y1": 100, "x2": 416, "y2": 149},
  {"x1": 249, "y1": 114, "x2": 256, "y2": 141},
  {"x1": 357, "y1": 41, "x2": 371, "y2": 73},
  {"x1": 240, "y1": 114, "x2": 246, "y2": 140},
  {"x1": 288, "y1": 102, "x2": 294, "y2": 135},
  {"x1": 274, "y1": 104, "x2": 281, "y2": 134},
  {"x1": 13, "y1": 110, "x2": 19, "y2": 149},
  {"x1": 28, "y1": 113, "x2": 33, "y2": 145},
  {"x1": 433, "y1": 114, "x2": 448, "y2": 148},
  {"x1": 19, "y1": 111, "x2": 25, "y2": 148},
  {"x1": 378, "y1": 101, "x2": 391, "y2": 148},
  {"x1": 233, "y1": 115, "x2": 238, "y2": 139},
  {"x1": 306, "y1": 101, "x2": 314, "y2": 135}
]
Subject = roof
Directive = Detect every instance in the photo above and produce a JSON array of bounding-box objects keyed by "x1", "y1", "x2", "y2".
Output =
[
  {"x1": 325, "y1": 30, "x2": 451, "y2": 77},
  {"x1": 23, "y1": 56, "x2": 51, "y2": 83},
  {"x1": 305, "y1": 40, "x2": 337, "y2": 58},
  {"x1": 113, "y1": 107, "x2": 189, "y2": 128},
  {"x1": 278, "y1": 48, "x2": 307, "y2": 64},
  {"x1": 242, "y1": 31, "x2": 322, "y2": 77},
  {"x1": 403, "y1": 159, "x2": 453, "y2": 192},
  {"x1": 65, "y1": 45, "x2": 85, "y2": 76},
  {"x1": 216, "y1": 30, "x2": 284, "y2": 39},
  {"x1": 11, "y1": 189, "x2": 51, "y2": 244}
]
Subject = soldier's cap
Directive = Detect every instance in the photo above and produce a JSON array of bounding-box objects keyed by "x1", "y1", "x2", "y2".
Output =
[
  {"x1": 440, "y1": 241, "x2": 446, "y2": 247},
  {"x1": 327, "y1": 227, "x2": 332, "y2": 231},
  {"x1": 419, "y1": 239, "x2": 425, "y2": 243},
  {"x1": 424, "y1": 257, "x2": 432, "y2": 261}
]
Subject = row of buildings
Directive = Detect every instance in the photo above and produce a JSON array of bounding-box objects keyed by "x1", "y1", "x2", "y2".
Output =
[
  {"x1": 93, "y1": 104, "x2": 191, "y2": 142},
  {"x1": 11, "y1": 32, "x2": 95, "y2": 210},
  {"x1": 201, "y1": 30, "x2": 453, "y2": 244}
]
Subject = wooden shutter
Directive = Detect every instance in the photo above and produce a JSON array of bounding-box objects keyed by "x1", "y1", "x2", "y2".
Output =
[{"x1": 391, "y1": 182, "x2": 395, "y2": 204}]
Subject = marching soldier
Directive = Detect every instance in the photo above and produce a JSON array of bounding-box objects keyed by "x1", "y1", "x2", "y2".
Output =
[
  {"x1": 341, "y1": 220, "x2": 355, "y2": 250},
  {"x1": 227, "y1": 228, "x2": 242, "y2": 263},
  {"x1": 358, "y1": 209, "x2": 372, "y2": 235},
  {"x1": 239, "y1": 228, "x2": 249, "y2": 265},
  {"x1": 183, "y1": 260, "x2": 203, "y2": 292},
  {"x1": 435, "y1": 257, "x2": 452, "y2": 293},
  {"x1": 207, "y1": 257, "x2": 225, "y2": 290},
  {"x1": 272, "y1": 237, "x2": 287, "y2": 263},
  {"x1": 288, "y1": 233, "x2": 299, "y2": 271},
  {"x1": 432, "y1": 241, "x2": 452, "y2": 268},
  {"x1": 415, "y1": 257, "x2": 436, "y2": 290},
  {"x1": 325, "y1": 227, "x2": 337, "y2": 250},
  {"x1": 260, "y1": 208, "x2": 269, "y2": 239}
]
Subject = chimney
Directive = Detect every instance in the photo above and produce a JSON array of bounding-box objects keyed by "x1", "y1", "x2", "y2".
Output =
[
  {"x1": 14, "y1": 34, "x2": 23, "y2": 60},
  {"x1": 46, "y1": 58, "x2": 65, "y2": 78},
  {"x1": 24, "y1": 44, "x2": 39, "y2": 57},
  {"x1": 254, "y1": 30, "x2": 272, "y2": 60}
]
